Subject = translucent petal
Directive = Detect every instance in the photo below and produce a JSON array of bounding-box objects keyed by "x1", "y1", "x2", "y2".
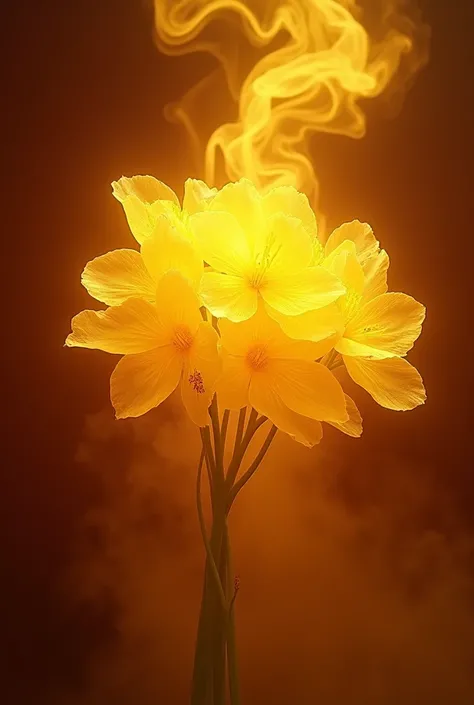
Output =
[
  {"x1": 324, "y1": 241, "x2": 365, "y2": 295},
  {"x1": 155, "y1": 271, "x2": 202, "y2": 337},
  {"x1": 249, "y1": 378, "x2": 323, "y2": 447},
  {"x1": 65, "y1": 299, "x2": 166, "y2": 354},
  {"x1": 362, "y1": 250, "x2": 390, "y2": 302},
  {"x1": 261, "y1": 213, "x2": 313, "y2": 276},
  {"x1": 110, "y1": 345, "x2": 182, "y2": 419},
  {"x1": 215, "y1": 352, "x2": 251, "y2": 410},
  {"x1": 269, "y1": 303, "x2": 344, "y2": 350},
  {"x1": 269, "y1": 359, "x2": 348, "y2": 422},
  {"x1": 335, "y1": 338, "x2": 396, "y2": 360},
  {"x1": 342, "y1": 293, "x2": 426, "y2": 358},
  {"x1": 112, "y1": 176, "x2": 180, "y2": 244},
  {"x1": 262, "y1": 185, "x2": 318, "y2": 239},
  {"x1": 344, "y1": 356, "x2": 426, "y2": 411},
  {"x1": 218, "y1": 306, "x2": 327, "y2": 360},
  {"x1": 181, "y1": 322, "x2": 221, "y2": 426},
  {"x1": 81, "y1": 249, "x2": 156, "y2": 306},
  {"x1": 219, "y1": 307, "x2": 285, "y2": 356},
  {"x1": 209, "y1": 178, "x2": 264, "y2": 251},
  {"x1": 261, "y1": 266, "x2": 346, "y2": 315},
  {"x1": 190, "y1": 210, "x2": 251, "y2": 275},
  {"x1": 199, "y1": 271, "x2": 258, "y2": 322},
  {"x1": 183, "y1": 178, "x2": 218, "y2": 214},
  {"x1": 140, "y1": 216, "x2": 203, "y2": 288},
  {"x1": 112, "y1": 175, "x2": 179, "y2": 206},
  {"x1": 325, "y1": 220, "x2": 379, "y2": 267},
  {"x1": 327, "y1": 394, "x2": 363, "y2": 437}
]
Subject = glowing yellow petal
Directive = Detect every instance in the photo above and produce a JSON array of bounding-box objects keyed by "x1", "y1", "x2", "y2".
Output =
[
  {"x1": 112, "y1": 176, "x2": 180, "y2": 244},
  {"x1": 140, "y1": 215, "x2": 203, "y2": 289},
  {"x1": 324, "y1": 241, "x2": 365, "y2": 295},
  {"x1": 181, "y1": 321, "x2": 221, "y2": 426},
  {"x1": 341, "y1": 292, "x2": 425, "y2": 358},
  {"x1": 81, "y1": 249, "x2": 156, "y2": 306},
  {"x1": 362, "y1": 249, "x2": 390, "y2": 302},
  {"x1": 110, "y1": 345, "x2": 182, "y2": 419},
  {"x1": 262, "y1": 185, "x2": 317, "y2": 239},
  {"x1": 269, "y1": 359, "x2": 348, "y2": 422},
  {"x1": 190, "y1": 210, "x2": 251, "y2": 275},
  {"x1": 261, "y1": 266, "x2": 345, "y2": 315},
  {"x1": 66, "y1": 299, "x2": 166, "y2": 354},
  {"x1": 183, "y1": 178, "x2": 218, "y2": 214},
  {"x1": 335, "y1": 337, "x2": 395, "y2": 359},
  {"x1": 215, "y1": 352, "x2": 251, "y2": 410},
  {"x1": 200, "y1": 271, "x2": 258, "y2": 321},
  {"x1": 112, "y1": 175, "x2": 179, "y2": 206},
  {"x1": 249, "y1": 379, "x2": 323, "y2": 447},
  {"x1": 114, "y1": 195, "x2": 156, "y2": 244},
  {"x1": 269, "y1": 303, "x2": 344, "y2": 349},
  {"x1": 209, "y1": 178, "x2": 264, "y2": 249},
  {"x1": 325, "y1": 220, "x2": 379, "y2": 266},
  {"x1": 219, "y1": 308, "x2": 284, "y2": 357},
  {"x1": 219, "y1": 306, "x2": 327, "y2": 360},
  {"x1": 262, "y1": 213, "x2": 313, "y2": 276},
  {"x1": 155, "y1": 271, "x2": 202, "y2": 336},
  {"x1": 327, "y1": 394, "x2": 363, "y2": 437},
  {"x1": 343, "y1": 356, "x2": 426, "y2": 411}
]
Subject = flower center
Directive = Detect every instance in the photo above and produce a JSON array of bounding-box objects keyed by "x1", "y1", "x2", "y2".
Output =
[
  {"x1": 248, "y1": 231, "x2": 283, "y2": 289},
  {"x1": 246, "y1": 343, "x2": 269, "y2": 371},
  {"x1": 188, "y1": 369, "x2": 205, "y2": 394},
  {"x1": 248, "y1": 266, "x2": 267, "y2": 289},
  {"x1": 173, "y1": 324, "x2": 194, "y2": 351}
]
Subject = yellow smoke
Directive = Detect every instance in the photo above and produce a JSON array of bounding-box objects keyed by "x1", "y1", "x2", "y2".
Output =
[{"x1": 153, "y1": 0, "x2": 429, "y2": 211}]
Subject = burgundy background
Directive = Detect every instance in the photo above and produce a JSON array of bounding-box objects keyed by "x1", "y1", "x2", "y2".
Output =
[{"x1": 2, "y1": 1, "x2": 473, "y2": 703}]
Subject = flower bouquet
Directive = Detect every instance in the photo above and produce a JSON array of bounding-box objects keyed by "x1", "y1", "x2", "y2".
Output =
[{"x1": 67, "y1": 175, "x2": 425, "y2": 704}]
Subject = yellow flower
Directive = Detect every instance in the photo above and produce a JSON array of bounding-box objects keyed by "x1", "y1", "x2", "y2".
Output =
[
  {"x1": 189, "y1": 179, "x2": 345, "y2": 322},
  {"x1": 276, "y1": 226, "x2": 426, "y2": 412},
  {"x1": 269, "y1": 219, "x2": 389, "y2": 346},
  {"x1": 81, "y1": 214, "x2": 203, "y2": 306},
  {"x1": 66, "y1": 272, "x2": 221, "y2": 425},
  {"x1": 112, "y1": 175, "x2": 217, "y2": 245},
  {"x1": 216, "y1": 306, "x2": 349, "y2": 447},
  {"x1": 331, "y1": 241, "x2": 426, "y2": 410}
]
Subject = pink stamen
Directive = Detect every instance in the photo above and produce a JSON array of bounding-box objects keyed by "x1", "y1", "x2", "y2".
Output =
[{"x1": 188, "y1": 369, "x2": 205, "y2": 394}]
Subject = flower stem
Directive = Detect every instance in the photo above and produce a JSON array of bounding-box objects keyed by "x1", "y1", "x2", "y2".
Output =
[
  {"x1": 226, "y1": 408, "x2": 260, "y2": 490},
  {"x1": 196, "y1": 443, "x2": 226, "y2": 612},
  {"x1": 191, "y1": 417, "x2": 227, "y2": 705},
  {"x1": 232, "y1": 408, "x2": 247, "y2": 460},
  {"x1": 191, "y1": 409, "x2": 275, "y2": 705},
  {"x1": 225, "y1": 523, "x2": 241, "y2": 705},
  {"x1": 210, "y1": 396, "x2": 223, "y2": 476},
  {"x1": 191, "y1": 499, "x2": 227, "y2": 705},
  {"x1": 221, "y1": 409, "x2": 230, "y2": 448},
  {"x1": 208, "y1": 397, "x2": 229, "y2": 705},
  {"x1": 191, "y1": 430, "x2": 218, "y2": 705},
  {"x1": 227, "y1": 424, "x2": 278, "y2": 512},
  {"x1": 212, "y1": 534, "x2": 228, "y2": 705}
]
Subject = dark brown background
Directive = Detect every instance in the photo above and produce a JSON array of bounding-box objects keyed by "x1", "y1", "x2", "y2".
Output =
[{"x1": 2, "y1": 1, "x2": 474, "y2": 704}]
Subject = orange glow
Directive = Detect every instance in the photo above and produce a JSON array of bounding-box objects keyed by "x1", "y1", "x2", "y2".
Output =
[{"x1": 153, "y1": 0, "x2": 428, "y2": 211}]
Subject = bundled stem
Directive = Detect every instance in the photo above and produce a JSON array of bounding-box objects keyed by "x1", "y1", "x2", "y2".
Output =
[
  {"x1": 191, "y1": 401, "x2": 278, "y2": 705},
  {"x1": 225, "y1": 525, "x2": 240, "y2": 705}
]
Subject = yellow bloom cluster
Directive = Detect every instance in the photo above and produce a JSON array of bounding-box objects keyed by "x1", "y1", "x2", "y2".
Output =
[{"x1": 66, "y1": 176, "x2": 426, "y2": 446}]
